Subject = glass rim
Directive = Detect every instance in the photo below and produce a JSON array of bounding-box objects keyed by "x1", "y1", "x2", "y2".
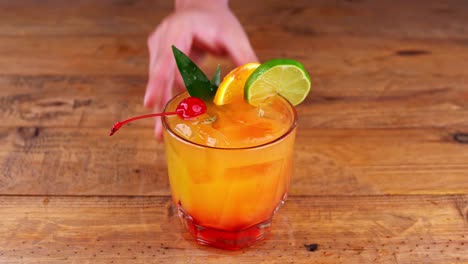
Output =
[{"x1": 162, "y1": 92, "x2": 298, "y2": 150}]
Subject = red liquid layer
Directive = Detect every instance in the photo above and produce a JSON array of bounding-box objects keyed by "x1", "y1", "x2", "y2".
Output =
[
  {"x1": 177, "y1": 195, "x2": 287, "y2": 250},
  {"x1": 178, "y1": 206, "x2": 273, "y2": 250}
]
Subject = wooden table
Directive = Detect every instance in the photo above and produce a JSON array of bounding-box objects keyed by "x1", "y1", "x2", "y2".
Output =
[{"x1": 1, "y1": 0, "x2": 467, "y2": 263}]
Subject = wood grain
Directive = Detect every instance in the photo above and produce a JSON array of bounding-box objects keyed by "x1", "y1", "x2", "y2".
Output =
[
  {"x1": 0, "y1": 195, "x2": 466, "y2": 264},
  {"x1": 1, "y1": 0, "x2": 468, "y2": 39},
  {"x1": 0, "y1": 0, "x2": 171, "y2": 37},
  {"x1": 1, "y1": 68, "x2": 467, "y2": 129},
  {"x1": 1, "y1": 127, "x2": 467, "y2": 196}
]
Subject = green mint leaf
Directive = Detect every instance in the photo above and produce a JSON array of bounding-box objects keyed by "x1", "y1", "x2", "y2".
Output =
[
  {"x1": 172, "y1": 45, "x2": 217, "y2": 100},
  {"x1": 211, "y1": 65, "x2": 221, "y2": 87}
]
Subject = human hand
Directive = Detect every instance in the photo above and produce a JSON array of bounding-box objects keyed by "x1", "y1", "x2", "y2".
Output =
[{"x1": 144, "y1": 0, "x2": 258, "y2": 139}]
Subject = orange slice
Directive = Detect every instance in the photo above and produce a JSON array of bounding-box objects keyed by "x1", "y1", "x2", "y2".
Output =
[{"x1": 213, "y1": 63, "x2": 260, "y2": 105}]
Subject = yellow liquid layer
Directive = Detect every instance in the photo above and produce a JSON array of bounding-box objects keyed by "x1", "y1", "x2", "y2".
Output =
[{"x1": 163, "y1": 92, "x2": 296, "y2": 230}]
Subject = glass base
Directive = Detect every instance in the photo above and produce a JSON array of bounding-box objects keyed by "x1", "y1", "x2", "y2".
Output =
[
  {"x1": 178, "y1": 206, "x2": 273, "y2": 250},
  {"x1": 177, "y1": 195, "x2": 287, "y2": 250}
]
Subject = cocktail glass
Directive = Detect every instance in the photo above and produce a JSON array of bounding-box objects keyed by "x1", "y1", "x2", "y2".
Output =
[{"x1": 162, "y1": 92, "x2": 297, "y2": 250}]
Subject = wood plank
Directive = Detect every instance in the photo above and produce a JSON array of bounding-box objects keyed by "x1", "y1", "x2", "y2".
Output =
[
  {"x1": 1, "y1": 67, "x2": 467, "y2": 129},
  {"x1": 2, "y1": 35, "x2": 468, "y2": 76},
  {"x1": 294, "y1": 129, "x2": 468, "y2": 195},
  {"x1": 0, "y1": 195, "x2": 466, "y2": 263},
  {"x1": 0, "y1": 75, "x2": 149, "y2": 128},
  {"x1": 1, "y1": 127, "x2": 467, "y2": 196},
  {"x1": 234, "y1": 0, "x2": 468, "y2": 40},
  {"x1": 0, "y1": 127, "x2": 168, "y2": 196},
  {"x1": 0, "y1": 37, "x2": 148, "y2": 75},
  {"x1": 1, "y1": 0, "x2": 468, "y2": 40},
  {"x1": 0, "y1": 0, "x2": 171, "y2": 36}
]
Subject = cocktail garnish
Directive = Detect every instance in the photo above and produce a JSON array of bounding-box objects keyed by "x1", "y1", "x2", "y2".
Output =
[
  {"x1": 174, "y1": 96, "x2": 207, "y2": 119},
  {"x1": 109, "y1": 97, "x2": 206, "y2": 136},
  {"x1": 211, "y1": 65, "x2": 221, "y2": 87},
  {"x1": 172, "y1": 45, "x2": 218, "y2": 100},
  {"x1": 244, "y1": 59, "x2": 311, "y2": 106},
  {"x1": 213, "y1": 63, "x2": 260, "y2": 106}
]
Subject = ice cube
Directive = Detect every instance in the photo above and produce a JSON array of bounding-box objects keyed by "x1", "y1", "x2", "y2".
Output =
[
  {"x1": 174, "y1": 123, "x2": 192, "y2": 138},
  {"x1": 206, "y1": 137, "x2": 217, "y2": 147},
  {"x1": 257, "y1": 108, "x2": 265, "y2": 117},
  {"x1": 200, "y1": 115, "x2": 217, "y2": 125}
]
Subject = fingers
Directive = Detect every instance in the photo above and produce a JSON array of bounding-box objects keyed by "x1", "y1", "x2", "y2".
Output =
[
  {"x1": 146, "y1": 15, "x2": 194, "y2": 139},
  {"x1": 154, "y1": 116, "x2": 164, "y2": 141},
  {"x1": 191, "y1": 8, "x2": 258, "y2": 66},
  {"x1": 145, "y1": 20, "x2": 166, "y2": 109},
  {"x1": 144, "y1": 73, "x2": 164, "y2": 109},
  {"x1": 189, "y1": 46, "x2": 206, "y2": 66},
  {"x1": 221, "y1": 16, "x2": 258, "y2": 65},
  {"x1": 144, "y1": 59, "x2": 175, "y2": 110},
  {"x1": 151, "y1": 67, "x2": 173, "y2": 139},
  {"x1": 173, "y1": 72, "x2": 186, "y2": 95},
  {"x1": 145, "y1": 15, "x2": 189, "y2": 110}
]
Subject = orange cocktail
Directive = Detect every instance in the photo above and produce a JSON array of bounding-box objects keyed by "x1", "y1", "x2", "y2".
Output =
[{"x1": 162, "y1": 91, "x2": 297, "y2": 250}]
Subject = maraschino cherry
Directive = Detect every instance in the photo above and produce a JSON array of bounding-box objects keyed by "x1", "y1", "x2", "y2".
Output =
[{"x1": 109, "y1": 97, "x2": 207, "y2": 136}]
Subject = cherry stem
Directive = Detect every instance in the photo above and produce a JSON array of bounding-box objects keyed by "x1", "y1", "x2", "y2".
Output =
[
  {"x1": 109, "y1": 110, "x2": 182, "y2": 136},
  {"x1": 109, "y1": 96, "x2": 207, "y2": 136}
]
